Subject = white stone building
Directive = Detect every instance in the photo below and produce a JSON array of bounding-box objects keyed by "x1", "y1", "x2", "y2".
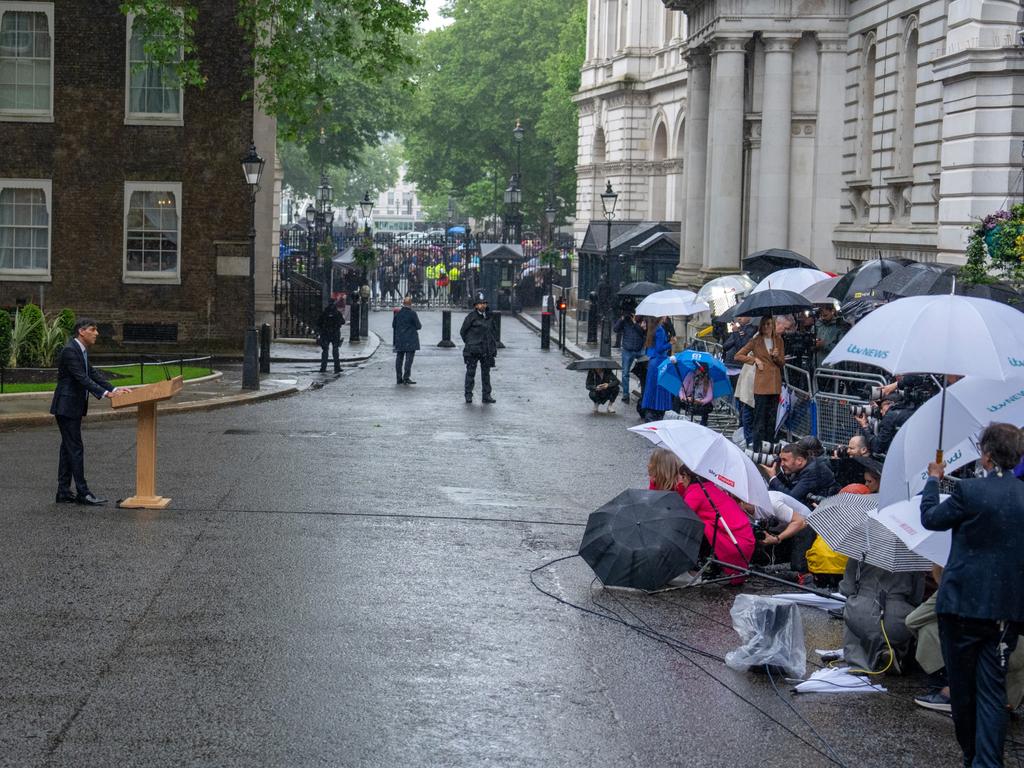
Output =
[{"x1": 574, "y1": 0, "x2": 1024, "y2": 284}]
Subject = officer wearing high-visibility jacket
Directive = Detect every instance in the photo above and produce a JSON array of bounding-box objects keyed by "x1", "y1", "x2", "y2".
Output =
[
  {"x1": 449, "y1": 264, "x2": 461, "y2": 304},
  {"x1": 426, "y1": 262, "x2": 438, "y2": 301}
]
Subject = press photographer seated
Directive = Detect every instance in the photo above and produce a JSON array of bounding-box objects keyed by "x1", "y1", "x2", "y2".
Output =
[
  {"x1": 763, "y1": 442, "x2": 837, "y2": 507},
  {"x1": 747, "y1": 491, "x2": 815, "y2": 572}
]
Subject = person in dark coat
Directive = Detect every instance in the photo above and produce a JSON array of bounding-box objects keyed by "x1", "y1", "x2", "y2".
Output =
[
  {"x1": 50, "y1": 318, "x2": 126, "y2": 505},
  {"x1": 460, "y1": 293, "x2": 497, "y2": 404},
  {"x1": 585, "y1": 367, "x2": 620, "y2": 413},
  {"x1": 392, "y1": 295, "x2": 422, "y2": 384},
  {"x1": 921, "y1": 422, "x2": 1024, "y2": 768},
  {"x1": 315, "y1": 298, "x2": 345, "y2": 373}
]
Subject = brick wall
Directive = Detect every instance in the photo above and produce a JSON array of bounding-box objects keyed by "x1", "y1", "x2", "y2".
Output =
[{"x1": 0, "y1": 0, "x2": 258, "y2": 352}]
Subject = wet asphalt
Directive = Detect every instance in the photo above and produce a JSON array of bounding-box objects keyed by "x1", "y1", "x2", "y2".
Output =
[{"x1": 0, "y1": 310, "x2": 1004, "y2": 767}]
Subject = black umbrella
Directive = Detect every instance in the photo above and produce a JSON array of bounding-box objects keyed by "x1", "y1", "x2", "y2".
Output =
[
  {"x1": 617, "y1": 281, "x2": 666, "y2": 298},
  {"x1": 895, "y1": 265, "x2": 1022, "y2": 308},
  {"x1": 579, "y1": 489, "x2": 704, "y2": 591},
  {"x1": 839, "y1": 295, "x2": 887, "y2": 323},
  {"x1": 733, "y1": 289, "x2": 813, "y2": 317},
  {"x1": 872, "y1": 262, "x2": 944, "y2": 299},
  {"x1": 567, "y1": 357, "x2": 622, "y2": 371},
  {"x1": 829, "y1": 259, "x2": 908, "y2": 303},
  {"x1": 743, "y1": 249, "x2": 817, "y2": 283}
]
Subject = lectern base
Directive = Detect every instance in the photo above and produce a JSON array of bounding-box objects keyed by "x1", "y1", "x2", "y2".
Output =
[{"x1": 118, "y1": 495, "x2": 172, "y2": 510}]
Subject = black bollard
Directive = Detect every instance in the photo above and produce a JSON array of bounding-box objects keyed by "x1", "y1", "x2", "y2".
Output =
[
  {"x1": 540, "y1": 312, "x2": 551, "y2": 350},
  {"x1": 438, "y1": 310, "x2": 456, "y2": 348},
  {"x1": 493, "y1": 311, "x2": 505, "y2": 349},
  {"x1": 586, "y1": 291, "x2": 598, "y2": 344},
  {"x1": 349, "y1": 294, "x2": 361, "y2": 342},
  {"x1": 259, "y1": 323, "x2": 271, "y2": 373}
]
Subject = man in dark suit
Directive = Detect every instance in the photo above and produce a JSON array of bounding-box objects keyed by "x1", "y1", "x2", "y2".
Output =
[
  {"x1": 922, "y1": 422, "x2": 1024, "y2": 768},
  {"x1": 392, "y1": 295, "x2": 421, "y2": 384},
  {"x1": 50, "y1": 319, "x2": 125, "y2": 505},
  {"x1": 315, "y1": 298, "x2": 345, "y2": 374}
]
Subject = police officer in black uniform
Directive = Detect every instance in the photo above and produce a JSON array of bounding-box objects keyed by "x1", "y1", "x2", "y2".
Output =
[
  {"x1": 460, "y1": 293, "x2": 498, "y2": 404},
  {"x1": 316, "y1": 298, "x2": 345, "y2": 373}
]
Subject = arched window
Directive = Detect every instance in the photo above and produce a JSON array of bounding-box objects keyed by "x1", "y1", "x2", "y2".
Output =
[
  {"x1": 593, "y1": 126, "x2": 606, "y2": 163},
  {"x1": 857, "y1": 34, "x2": 877, "y2": 180},
  {"x1": 895, "y1": 21, "x2": 919, "y2": 178},
  {"x1": 651, "y1": 122, "x2": 668, "y2": 219}
]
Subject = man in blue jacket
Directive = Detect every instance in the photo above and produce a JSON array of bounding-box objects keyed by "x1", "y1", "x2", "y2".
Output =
[
  {"x1": 50, "y1": 319, "x2": 126, "y2": 505},
  {"x1": 922, "y1": 422, "x2": 1024, "y2": 768},
  {"x1": 612, "y1": 311, "x2": 645, "y2": 404}
]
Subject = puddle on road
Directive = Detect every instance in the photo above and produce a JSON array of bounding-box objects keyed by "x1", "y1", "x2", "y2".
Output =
[{"x1": 440, "y1": 485, "x2": 544, "y2": 508}]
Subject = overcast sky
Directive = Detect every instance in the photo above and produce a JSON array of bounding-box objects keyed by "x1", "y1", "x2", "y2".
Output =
[{"x1": 421, "y1": 0, "x2": 451, "y2": 31}]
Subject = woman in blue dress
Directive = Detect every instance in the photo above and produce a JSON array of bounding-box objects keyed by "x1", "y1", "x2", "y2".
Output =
[{"x1": 640, "y1": 316, "x2": 674, "y2": 421}]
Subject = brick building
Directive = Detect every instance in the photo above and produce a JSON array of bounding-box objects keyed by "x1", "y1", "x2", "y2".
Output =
[{"x1": 0, "y1": 0, "x2": 277, "y2": 351}]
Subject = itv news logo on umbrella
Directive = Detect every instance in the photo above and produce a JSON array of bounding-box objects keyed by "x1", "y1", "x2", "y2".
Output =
[
  {"x1": 846, "y1": 344, "x2": 889, "y2": 360},
  {"x1": 1009, "y1": 356, "x2": 1024, "y2": 368}
]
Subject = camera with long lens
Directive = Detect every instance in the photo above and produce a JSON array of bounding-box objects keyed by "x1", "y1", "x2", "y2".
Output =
[
  {"x1": 805, "y1": 492, "x2": 826, "y2": 506},
  {"x1": 752, "y1": 519, "x2": 768, "y2": 541},
  {"x1": 760, "y1": 441, "x2": 784, "y2": 455},
  {"x1": 833, "y1": 446, "x2": 850, "y2": 459},
  {"x1": 850, "y1": 403, "x2": 880, "y2": 419},
  {"x1": 745, "y1": 448, "x2": 778, "y2": 466}
]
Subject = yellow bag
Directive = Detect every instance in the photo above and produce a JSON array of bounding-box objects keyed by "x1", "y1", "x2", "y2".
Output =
[{"x1": 806, "y1": 535, "x2": 848, "y2": 575}]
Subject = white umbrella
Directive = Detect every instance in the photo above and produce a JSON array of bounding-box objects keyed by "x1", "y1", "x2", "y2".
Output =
[
  {"x1": 634, "y1": 289, "x2": 710, "y2": 318},
  {"x1": 878, "y1": 377, "x2": 1024, "y2": 509},
  {"x1": 697, "y1": 274, "x2": 756, "y2": 315},
  {"x1": 821, "y1": 294, "x2": 1024, "y2": 460},
  {"x1": 628, "y1": 420, "x2": 771, "y2": 514},
  {"x1": 871, "y1": 496, "x2": 951, "y2": 567},
  {"x1": 751, "y1": 268, "x2": 833, "y2": 296}
]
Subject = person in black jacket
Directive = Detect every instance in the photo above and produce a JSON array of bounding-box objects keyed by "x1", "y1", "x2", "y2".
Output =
[
  {"x1": 50, "y1": 319, "x2": 126, "y2": 505},
  {"x1": 922, "y1": 422, "x2": 1024, "y2": 768},
  {"x1": 612, "y1": 312, "x2": 645, "y2": 404},
  {"x1": 392, "y1": 295, "x2": 422, "y2": 384},
  {"x1": 585, "y1": 367, "x2": 620, "y2": 413},
  {"x1": 315, "y1": 299, "x2": 345, "y2": 373},
  {"x1": 460, "y1": 293, "x2": 497, "y2": 404}
]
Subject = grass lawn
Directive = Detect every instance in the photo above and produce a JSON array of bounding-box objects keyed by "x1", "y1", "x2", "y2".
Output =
[{"x1": 0, "y1": 364, "x2": 214, "y2": 394}]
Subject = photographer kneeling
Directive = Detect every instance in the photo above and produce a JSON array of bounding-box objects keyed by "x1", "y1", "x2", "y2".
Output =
[{"x1": 750, "y1": 490, "x2": 815, "y2": 572}]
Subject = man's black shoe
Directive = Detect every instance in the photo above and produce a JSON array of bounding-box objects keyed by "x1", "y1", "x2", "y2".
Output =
[
  {"x1": 482, "y1": 396, "x2": 496, "y2": 404},
  {"x1": 55, "y1": 492, "x2": 76, "y2": 503},
  {"x1": 465, "y1": 395, "x2": 473, "y2": 403},
  {"x1": 75, "y1": 493, "x2": 108, "y2": 506},
  {"x1": 397, "y1": 379, "x2": 404, "y2": 385},
  {"x1": 403, "y1": 378, "x2": 416, "y2": 384}
]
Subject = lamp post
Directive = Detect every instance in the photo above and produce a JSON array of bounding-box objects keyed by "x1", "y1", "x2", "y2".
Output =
[
  {"x1": 304, "y1": 202, "x2": 316, "y2": 276},
  {"x1": 502, "y1": 176, "x2": 521, "y2": 245},
  {"x1": 599, "y1": 180, "x2": 618, "y2": 358},
  {"x1": 241, "y1": 143, "x2": 265, "y2": 390},
  {"x1": 316, "y1": 173, "x2": 335, "y2": 307},
  {"x1": 512, "y1": 119, "x2": 524, "y2": 244},
  {"x1": 350, "y1": 191, "x2": 373, "y2": 342},
  {"x1": 544, "y1": 200, "x2": 558, "y2": 308}
]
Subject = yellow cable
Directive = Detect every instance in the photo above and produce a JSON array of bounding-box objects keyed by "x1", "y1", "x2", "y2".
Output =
[{"x1": 830, "y1": 615, "x2": 895, "y2": 676}]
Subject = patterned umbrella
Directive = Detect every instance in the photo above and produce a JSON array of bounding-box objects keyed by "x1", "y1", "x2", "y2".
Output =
[
  {"x1": 806, "y1": 493, "x2": 933, "y2": 573},
  {"x1": 657, "y1": 349, "x2": 732, "y2": 399}
]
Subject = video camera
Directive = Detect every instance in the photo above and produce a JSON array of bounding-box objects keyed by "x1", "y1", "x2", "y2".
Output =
[{"x1": 781, "y1": 330, "x2": 816, "y2": 361}]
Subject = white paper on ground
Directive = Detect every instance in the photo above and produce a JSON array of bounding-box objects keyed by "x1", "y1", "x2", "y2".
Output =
[
  {"x1": 794, "y1": 667, "x2": 887, "y2": 694},
  {"x1": 769, "y1": 592, "x2": 846, "y2": 611},
  {"x1": 815, "y1": 648, "x2": 844, "y2": 660}
]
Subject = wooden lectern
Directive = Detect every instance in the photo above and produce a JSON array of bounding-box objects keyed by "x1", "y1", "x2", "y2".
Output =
[{"x1": 111, "y1": 376, "x2": 183, "y2": 509}]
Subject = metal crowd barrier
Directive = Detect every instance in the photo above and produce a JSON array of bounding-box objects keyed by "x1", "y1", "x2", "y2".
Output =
[
  {"x1": 812, "y1": 367, "x2": 890, "y2": 449},
  {"x1": 783, "y1": 364, "x2": 815, "y2": 439}
]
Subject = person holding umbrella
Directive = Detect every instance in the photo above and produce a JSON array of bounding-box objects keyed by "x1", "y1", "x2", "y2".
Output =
[
  {"x1": 921, "y1": 423, "x2": 1024, "y2": 768},
  {"x1": 613, "y1": 311, "x2": 646, "y2": 404},
  {"x1": 640, "y1": 317, "x2": 674, "y2": 422},
  {"x1": 678, "y1": 362, "x2": 714, "y2": 426},
  {"x1": 734, "y1": 316, "x2": 785, "y2": 449}
]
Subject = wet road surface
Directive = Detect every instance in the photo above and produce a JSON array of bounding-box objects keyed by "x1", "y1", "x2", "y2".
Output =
[{"x1": 0, "y1": 310, "x2": 1003, "y2": 767}]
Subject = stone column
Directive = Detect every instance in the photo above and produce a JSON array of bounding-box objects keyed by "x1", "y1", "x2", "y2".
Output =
[
  {"x1": 703, "y1": 36, "x2": 748, "y2": 278},
  {"x1": 756, "y1": 35, "x2": 797, "y2": 252},
  {"x1": 811, "y1": 34, "x2": 847, "y2": 271},
  {"x1": 671, "y1": 50, "x2": 709, "y2": 288}
]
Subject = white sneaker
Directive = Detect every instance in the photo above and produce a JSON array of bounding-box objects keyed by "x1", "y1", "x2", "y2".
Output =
[
  {"x1": 606, "y1": 404, "x2": 616, "y2": 414},
  {"x1": 592, "y1": 402, "x2": 600, "y2": 413}
]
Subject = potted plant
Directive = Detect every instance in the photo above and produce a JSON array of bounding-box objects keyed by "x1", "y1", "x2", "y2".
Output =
[{"x1": 963, "y1": 205, "x2": 1024, "y2": 289}]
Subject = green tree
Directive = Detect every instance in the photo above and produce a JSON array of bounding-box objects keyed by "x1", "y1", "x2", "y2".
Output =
[
  {"x1": 119, "y1": 0, "x2": 425, "y2": 150},
  {"x1": 402, "y1": 0, "x2": 584, "y2": 233},
  {"x1": 0, "y1": 309, "x2": 12, "y2": 371}
]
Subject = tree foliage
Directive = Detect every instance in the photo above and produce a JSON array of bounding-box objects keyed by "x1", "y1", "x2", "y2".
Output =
[
  {"x1": 119, "y1": 0, "x2": 426, "y2": 150},
  {"x1": 0, "y1": 309, "x2": 11, "y2": 370},
  {"x1": 402, "y1": 0, "x2": 584, "y2": 233},
  {"x1": 962, "y1": 206, "x2": 1024, "y2": 289},
  {"x1": 280, "y1": 138, "x2": 404, "y2": 209}
]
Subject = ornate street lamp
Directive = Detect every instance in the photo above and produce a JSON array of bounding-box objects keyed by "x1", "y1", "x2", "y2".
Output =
[
  {"x1": 599, "y1": 180, "x2": 618, "y2": 358},
  {"x1": 240, "y1": 143, "x2": 265, "y2": 390}
]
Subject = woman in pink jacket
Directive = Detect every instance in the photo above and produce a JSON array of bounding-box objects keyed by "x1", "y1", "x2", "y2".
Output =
[{"x1": 678, "y1": 464, "x2": 755, "y2": 583}]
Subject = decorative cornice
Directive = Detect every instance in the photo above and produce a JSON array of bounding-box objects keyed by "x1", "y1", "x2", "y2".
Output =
[{"x1": 816, "y1": 34, "x2": 847, "y2": 54}]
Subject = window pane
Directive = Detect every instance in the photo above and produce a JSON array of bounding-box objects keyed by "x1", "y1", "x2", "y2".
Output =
[
  {"x1": 0, "y1": 11, "x2": 50, "y2": 113},
  {"x1": 126, "y1": 187, "x2": 179, "y2": 274},
  {"x1": 127, "y1": 21, "x2": 181, "y2": 116}
]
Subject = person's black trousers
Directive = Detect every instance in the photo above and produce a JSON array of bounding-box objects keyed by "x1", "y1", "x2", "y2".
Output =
[
  {"x1": 588, "y1": 386, "x2": 620, "y2": 405},
  {"x1": 396, "y1": 351, "x2": 415, "y2": 382},
  {"x1": 939, "y1": 614, "x2": 1020, "y2": 768},
  {"x1": 465, "y1": 356, "x2": 492, "y2": 398},
  {"x1": 55, "y1": 415, "x2": 88, "y2": 495},
  {"x1": 752, "y1": 393, "x2": 777, "y2": 448},
  {"x1": 320, "y1": 340, "x2": 340, "y2": 372}
]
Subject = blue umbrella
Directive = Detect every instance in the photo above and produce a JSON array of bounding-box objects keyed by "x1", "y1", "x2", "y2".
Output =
[
  {"x1": 447, "y1": 225, "x2": 466, "y2": 234},
  {"x1": 656, "y1": 350, "x2": 732, "y2": 399}
]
